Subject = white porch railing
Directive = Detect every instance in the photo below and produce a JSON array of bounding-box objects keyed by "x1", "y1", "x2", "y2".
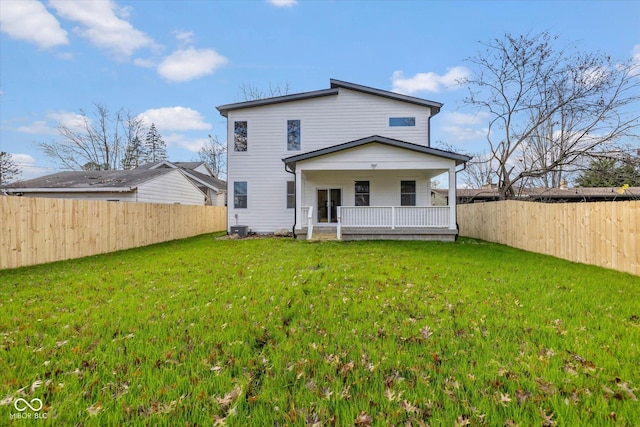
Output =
[
  {"x1": 338, "y1": 206, "x2": 450, "y2": 233},
  {"x1": 301, "y1": 206, "x2": 450, "y2": 240},
  {"x1": 300, "y1": 206, "x2": 314, "y2": 239}
]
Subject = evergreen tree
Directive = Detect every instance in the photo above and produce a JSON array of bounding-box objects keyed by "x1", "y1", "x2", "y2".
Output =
[
  {"x1": 0, "y1": 151, "x2": 21, "y2": 185},
  {"x1": 576, "y1": 158, "x2": 640, "y2": 187},
  {"x1": 144, "y1": 123, "x2": 167, "y2": 163},
  {"x1": 122, "y1": 136, "x2": 147, "y2": 169}
]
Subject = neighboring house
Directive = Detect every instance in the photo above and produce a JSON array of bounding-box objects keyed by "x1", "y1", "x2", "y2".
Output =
[
  {"x1": 216, "y1": 78, "x2": 471, "y2": 240},
  {"x1": 138, "y1": 161, "x2": 226, "y2": 206},
  {"x1": 446, "y1": 185, "x2": 640, "y2": 204},
  {"x1": 2, "y1": 168, "x2": 206, "y2": 205}
]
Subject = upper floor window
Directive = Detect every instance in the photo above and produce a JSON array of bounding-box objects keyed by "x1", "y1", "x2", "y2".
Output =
[
  {"x1": 389, "y1": 117, "x2": 416, "y2": 127},
  {"x1": 234, "y1": 121, "x2": 247, "y2": 152},
  {"x1": 287, "y1": 120, "x2": 301, "y2": 151},
  {"x1": 355, "y1": 181, "x2": 370, "y2": 206},
  {"x1": 234, "y1": 181, "x2": 247, "y2": 208},
  {"x1": 401, "y1": 180, "x2": 416, "y2": 206}
]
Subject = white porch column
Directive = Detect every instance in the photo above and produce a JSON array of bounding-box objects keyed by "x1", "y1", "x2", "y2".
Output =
[
  {"x1": 296, "y1": 168, "x2": 303, "y2": 231},
  {"x1": 448, "y1": 166, "x2": 457, "y2": 230}
]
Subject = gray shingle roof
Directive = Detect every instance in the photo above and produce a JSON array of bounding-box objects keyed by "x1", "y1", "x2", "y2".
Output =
[
  {"x1": 216, "y1": 79, "x2": 442, "y2": 117},
  {"x1": 3, "y1": 169, "x2": 174, "y2": 192}
]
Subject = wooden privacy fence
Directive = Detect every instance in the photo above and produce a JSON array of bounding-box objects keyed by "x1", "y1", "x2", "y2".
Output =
[
  {"x1": 0, "y1": 196, "x2": 227, "y2": 270},
  {"x1": 457, "y1": 200, "x2": 639, "y2": 276}
]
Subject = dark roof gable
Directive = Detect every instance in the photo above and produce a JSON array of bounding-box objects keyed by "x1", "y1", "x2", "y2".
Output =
[
  {"x1": 283, "y1": 135, "x2": 470, "y2": 169},
  {"x1": 216, "y1": 79, "x2": 442, "y2": 117}
]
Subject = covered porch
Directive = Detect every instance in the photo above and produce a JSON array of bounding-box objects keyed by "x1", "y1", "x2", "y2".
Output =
[{"x1": 283, "y1": 136, "x2": 470, "y2": 241}]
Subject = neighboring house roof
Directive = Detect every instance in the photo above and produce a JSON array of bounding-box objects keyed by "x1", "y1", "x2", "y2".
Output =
[
  {"x1": 182, "y1": 169, "x2": 226, "y2": 192},
  {"x1": 282, "y1": 135, "x2": 471, "y2": 169},
  {"x1": 216, "y1": 78, "x2": 443, "y2": 117},
  {"x1": 142, "y1": 161, "x2": 226, "y2": 192},
  {"x1": 441, "y1": 186, "x2": 640, "y2": 202},
  {"x1": 2, "y1": 169, "x2": 176, "y2": 193},
  {"x1": 173, "y1": 161, "x2": 208, "y2": 170}
]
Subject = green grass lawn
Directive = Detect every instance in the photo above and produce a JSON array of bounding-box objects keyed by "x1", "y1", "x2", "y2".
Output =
[{"x1": 1, "y1": 234, "x2": 638, "y2": 426}]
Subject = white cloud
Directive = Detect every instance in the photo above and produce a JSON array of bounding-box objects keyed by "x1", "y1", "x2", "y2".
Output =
[
  {"x1": 0, "y1": 0, "x2": 68, "y2": 49},
  {"x1": 14, "y1": 111, "x2": 86, "y2": 135},
  {"x1": 165, "y1": 134, "x2": 209, "y2": 153},
  {"x1": 391, "y1": 66, "x2": 470, "y2": 94},
  {"x1": 47, "y1": 111, "x2": 87, "y2": 128},
  {"x1": 439, "y1": 111, "x2": 488, "y2": 142},
  {"x1": 133, "y1": 57, "x2": 156, "y2": 68},
  {"x1": 632, "y1": 44, "x2": 640, "y2": 69},
  {"x1": 174, "y1": 30, "x2": 195, "y2": 46},
  {"x1": 137, "y1": 107, "x2": 212, "y2": 132},
  {"x1": 10, "y1": 153, "x2": 54, "y2": 180},
  {"x1": 157, "y1": 47, "x2": 228, "y2": 82},
  {"x1": 16, "y1": 120, "x2": 55, "y2": 135},
  {"x1": 49, "y1": 0, "x2": 154, "y2": 58},
  {"x1": 267, "y1": 0, "x2": 298, "y2": 7}
]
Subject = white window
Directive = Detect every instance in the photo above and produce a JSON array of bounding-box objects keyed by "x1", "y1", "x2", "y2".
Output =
[
  {"x1": 234, "y1": 121, "x2": 247, "y2": 152},
  {"x1": 234, "y1": 181, "x2": 247, "y2": 208},
  {"x1": 355, "y1": 181, "x2": 370, "y2": 206},
  {"x1": 401, "y1": 181, "x2": 416, "y2": 206},
  {"x1": 389, "y1": 117, "x2": 416, "y2": 127},
  {"x1": 287, "y1": 120, "x2": 301, "y2": 151},
  {"x1": 286, "y1": 181, "x2": 295, "y2": 209}
]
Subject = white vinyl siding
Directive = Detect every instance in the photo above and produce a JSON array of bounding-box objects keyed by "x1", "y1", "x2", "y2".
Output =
[
  {"x1": 21, "y1": 170, "x2": 206, "y2": 205},
  {"x1": 226, "y1": 87, "x2": 436, "y2": 233},
  {"x1": 294, "y1": 143, "x2": 454, "y2": 171},
  {"x1": 136, "y1": 169, "x2": 205, "y2": 205}
]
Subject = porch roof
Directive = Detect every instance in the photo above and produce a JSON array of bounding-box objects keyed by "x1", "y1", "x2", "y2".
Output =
[{"x1": 282, "y1": 135, "x2": 471, "y2": 170}]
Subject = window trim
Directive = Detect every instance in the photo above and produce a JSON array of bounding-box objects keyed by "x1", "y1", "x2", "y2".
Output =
[
  {"x1": 354, "y1": 180, "x2": 370, "y2": 207},
  {"x1": 400, "y1": 180, "x2": 416, "y2": 206},
  {"x1": 234, "y1": 181, "x2": 247, "y2": 209}
]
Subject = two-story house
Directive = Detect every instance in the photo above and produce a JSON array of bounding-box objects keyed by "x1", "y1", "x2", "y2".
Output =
[{"x1": 216, "y1": 79, "x2": 470, "y2": 240}]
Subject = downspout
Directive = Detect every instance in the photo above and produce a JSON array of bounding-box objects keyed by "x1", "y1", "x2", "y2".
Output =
[
  {"x1": 284, "y1": 162, "x2": 297, "y2": 239},
  {"x1": 453, "y1": 161, "x2": 468, "y2": 241}
]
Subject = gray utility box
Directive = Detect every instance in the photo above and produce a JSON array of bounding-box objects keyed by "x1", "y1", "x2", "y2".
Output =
[{"x1": 230, "y1": 225, "x2": 249, "y2": 238}]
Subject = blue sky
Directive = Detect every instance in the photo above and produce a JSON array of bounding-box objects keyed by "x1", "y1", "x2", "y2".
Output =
[{"x1": 1, "y1": 0, "x2": 638, "y2": 180}]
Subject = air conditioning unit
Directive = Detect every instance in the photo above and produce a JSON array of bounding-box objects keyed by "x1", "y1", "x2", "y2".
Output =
[{"x1": 229, "y1": 225, "x2": 249, "y2": 238}]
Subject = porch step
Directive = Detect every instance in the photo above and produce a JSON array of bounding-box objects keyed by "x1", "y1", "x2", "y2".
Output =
[{"x1": 307, "y1": 227, "x2": 339, "y2": 241}]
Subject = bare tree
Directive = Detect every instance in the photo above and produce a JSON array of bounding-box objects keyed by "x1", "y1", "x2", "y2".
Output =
[
  {"x1": 198, "y1": 134, "x2": 227, "y2": 179},
  {"x1": 461, "y1": 152, "x2": 498, "y2": 189},
  {"x1": 121, "y1": 114, "x2": 148, "y2": 169},
  {"x1": 0, "y1": 151, "x2": 21, "y2": 185},
  {"x1": 37, "y1": 103, "x2": 145, "y2": 171},
  {"x1": 462, "y1": 32, "x2": 640, "y2": 199},
  {"x1": 238, "y1": 82, "x2": 291, "y2": 101}
]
